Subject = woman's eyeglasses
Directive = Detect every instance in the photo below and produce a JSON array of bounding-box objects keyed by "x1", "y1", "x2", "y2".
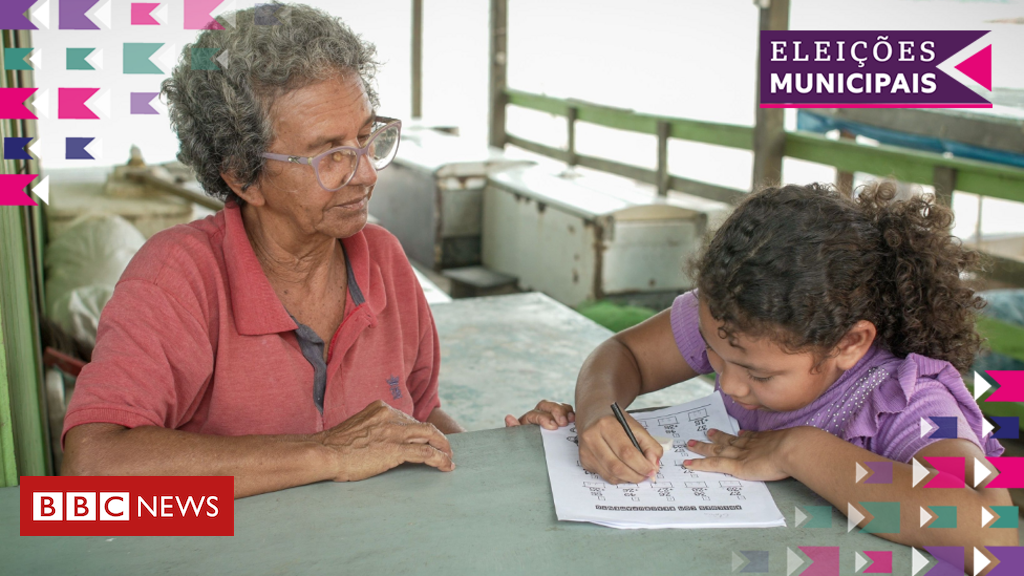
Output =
[{"x1": 261, "y1": 116, "x2": 402, "y2": 192}]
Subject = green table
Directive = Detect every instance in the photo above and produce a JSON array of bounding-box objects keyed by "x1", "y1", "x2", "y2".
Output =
[
  {"x1": 0, "y1": 426, "x2": 911, "y2": 576},
  {"x1": 431, "y1": 292, "x2": 714, "y2": 431}
]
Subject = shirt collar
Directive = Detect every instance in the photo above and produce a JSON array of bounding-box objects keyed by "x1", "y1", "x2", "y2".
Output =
[{"x1": 221, "y1": 201, "x2": 382, "y2": 335}]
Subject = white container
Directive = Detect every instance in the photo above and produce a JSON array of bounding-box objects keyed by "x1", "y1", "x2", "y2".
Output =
[
  {"x1": 482, "y1": 166, "x2": 732, "y2": 307},
  {"x1": 371, "y1": 128, "x2": 533, "y2": 269}
]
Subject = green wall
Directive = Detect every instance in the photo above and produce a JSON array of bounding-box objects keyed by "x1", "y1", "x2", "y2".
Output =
[{"x1": 0, "y1": 29, "x2": 49, "y2": 485}]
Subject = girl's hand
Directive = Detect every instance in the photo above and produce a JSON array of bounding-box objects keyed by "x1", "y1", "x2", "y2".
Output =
[
  {"x1": 505, "y1": 400, "x2": 575, "y2": 430},
  {"x1": 577, "y1": 411, "x2": 662, "y2": 485},
  {"x1": 682, "y1": 427, "x2": 794, "y2": 482}
]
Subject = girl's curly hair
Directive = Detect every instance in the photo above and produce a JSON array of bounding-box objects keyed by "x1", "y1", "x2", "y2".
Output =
[{"x1": 693, "y1": 181, "x2": 985, "y2": 371}]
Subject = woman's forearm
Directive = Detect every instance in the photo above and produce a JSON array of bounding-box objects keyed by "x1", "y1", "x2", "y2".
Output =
[
  {"x1": 781, "y1": 427, "x2": 1017, "y2": 568},
  {"x1": 63, "y1": 423, "x2": 333, "y2": 498}
]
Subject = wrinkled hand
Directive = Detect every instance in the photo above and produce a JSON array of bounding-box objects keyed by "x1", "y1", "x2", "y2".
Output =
[
  {"x1": 504, "y1": 400, "x2": 575, "y2": 430},
  {"x1": 318, "y1": 400, "x2": 455, "y2": 482},
  {"x1": 682, "y1": 427, "x2": 793, "y2": 482},
  {"x1": 577, "y1": 411, "x2": 662, "y2": 485}
]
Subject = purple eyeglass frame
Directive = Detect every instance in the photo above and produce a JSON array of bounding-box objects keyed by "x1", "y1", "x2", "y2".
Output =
[{"x1": 260, "y1": 116, "x2": 402, "y2": 191}]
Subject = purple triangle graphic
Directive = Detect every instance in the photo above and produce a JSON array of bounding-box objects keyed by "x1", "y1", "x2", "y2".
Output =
[
  {"x1": 60, "y1": 0, "x2": 101, "y2": 30},
  {"x1": 130, "y1": 92, "x2": 159, "y2": 115},
  {"x1": 923, "y1": 546, "x2": 964, "y2": 576},
  {"x1": 0, "y1": 0, "x2": 38, "y2": 30}
]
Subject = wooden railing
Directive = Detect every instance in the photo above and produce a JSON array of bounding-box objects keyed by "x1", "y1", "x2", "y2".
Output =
[
  {"x1": 501, "y1": 88, "x2": 1024, "y2": 208},
  {"x1": 500, "y1": 89, "x2": 1024, "y2": 365}
]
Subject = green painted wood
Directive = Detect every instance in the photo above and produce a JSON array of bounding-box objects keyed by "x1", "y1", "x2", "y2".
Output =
[
  {"x1": 504, "y1": 89, "x2": 1024, "y2": 205},
  {"x1": 504, "y1": 133, "x2": 745, "y2": 203},
  {"x1": 505, "y1": 89, "x2": 754, "y2": 150},
  {"x1": 784, "y1": 132, "x2": 1024, "y2": 203},
  {"x1": 0, "y1": 425, "x2": 914, "y2": 575},
  {"x1": 0, "y1": 29, "x2": 49, "y2": 484},
  {"x1": 0, "y1": 206, "x2": 48, "y2": 483},
  {"x1": 0, "y1": 303, "x2": 16, "y2": 487}
]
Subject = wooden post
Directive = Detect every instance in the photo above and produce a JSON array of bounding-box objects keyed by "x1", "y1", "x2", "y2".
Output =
[
  {"x1": 835, "y1": 129, "x2": 855, "y2": 196},
  {"x1": 411, "y1": 0, "x2": 423, "y2": 120},
  {"x1": 566, "y1": 106, "x2": 578, "y2": 167},
  {"x1": 932, "y1": 165, "x2": 957, "y2": 207},
  {"x1": 751, "y1": 0, "x2": 790, "y2": 192},
  {"x1": 488, "y1": 0, "x2": 508, "y2": 149},
  {"x1": 656, "y1": 120, "x2": 670, "y2": 196}
]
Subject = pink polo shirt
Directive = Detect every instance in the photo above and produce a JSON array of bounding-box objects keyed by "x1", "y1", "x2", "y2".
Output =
[{"x1": 62, "y1": 201, "x2": 441, "y2": 444}]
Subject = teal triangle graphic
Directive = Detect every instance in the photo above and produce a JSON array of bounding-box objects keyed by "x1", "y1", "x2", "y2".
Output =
[
  {"x1": 928, "y1": 506, "x2": 957, "y2": 529},
  {"x1": 66, "y1": 48, "x2": 96, "y2": 71},
  {"x1": 991, "y1": 506, "x2": 1019, "y2": 529},
  {"x1": 861, "y1": 502, "x2": 900, "y2": 534},
  {"x1": 5, "y1": 48, "x2": 33, "y2": 71},
  {"x1": 123, "y1": 43, "x2": 163, "y2": 74},
  {"x1": 191, "y1": 47, "x2": 220, "y2": 71}
]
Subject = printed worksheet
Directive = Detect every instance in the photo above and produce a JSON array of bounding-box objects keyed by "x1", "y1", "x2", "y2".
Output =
[{"x1": 541, "y1": 391, "x2": 786, "y2": 529}]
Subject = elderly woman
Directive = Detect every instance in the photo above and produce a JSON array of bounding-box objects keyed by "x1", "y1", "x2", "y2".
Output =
[{"x1": 61, "y1": 4, "x2": 570, "y2": 497}]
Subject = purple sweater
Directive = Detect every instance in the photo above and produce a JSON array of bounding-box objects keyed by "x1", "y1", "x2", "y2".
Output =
[{"x1": 670, "y1": 290, "x2": 1004, "y2": 463}]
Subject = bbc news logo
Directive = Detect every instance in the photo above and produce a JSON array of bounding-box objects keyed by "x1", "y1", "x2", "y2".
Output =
[{"x1": 21, "y1": 476, "x2": 233, "y2": 536}]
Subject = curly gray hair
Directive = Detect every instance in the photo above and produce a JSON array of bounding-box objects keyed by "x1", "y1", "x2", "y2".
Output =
[{"x1": 160, "y1": 3, "x2": 380, "y2": 204}]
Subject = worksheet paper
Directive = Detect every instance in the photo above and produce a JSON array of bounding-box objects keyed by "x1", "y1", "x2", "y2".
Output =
[{"x1": 541, "y1": 392, "x2": 786, "y2": 529}]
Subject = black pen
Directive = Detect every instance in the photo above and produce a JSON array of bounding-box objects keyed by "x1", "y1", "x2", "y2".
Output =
[
  {"x1": 610, "y1": 402, "x2": 642, "y2": 452},
  {"x1": 610, "y1": 402, "x2": 658, "y2": 483}
]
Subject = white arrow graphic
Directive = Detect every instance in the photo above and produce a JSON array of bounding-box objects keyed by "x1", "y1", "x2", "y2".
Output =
[
  {"x1": 981, "y1": 417, "x2": 996, "y2": 438},
  {"x1": 30, "y1": 0, "x2": 50, "y2": 30},
  {"x1": 920, "y1": 417, "x2": 937, "y2": 438},
  {"x1": 32, "y1": 176, "x2": 49, "y2": 205},
  {"x1": 855, "y1": 462, "x2": 869, "y2": 483},
  {"x1": 787, "y1": 547, "x2": 804, "y2": 576},
  {"x1": 912, "y1": 458, "x2": 930, "y2": 487},
  {"x1": 973, "y1": 547, "x2": 990, "y2": 576},
  {"x1": 912, "y1": 548, "x2": 930, "y2": 576},
  {"x1": 920, "y1": 506, "x2": 933, "y2": 528},
  {"x1": 31, "y1": 89, "x2": 49, "y2": 120},
  {"x1": 974, "y1": 457, "x2": 992, "y2": 488},
  {"x1": 974, "y1": 371, "x2": 991, "y2": 400},
  {"x1": 854, "y1": 551, "x2": 868, "y2": 573},
  {"x1": 732, "y1": 551, "x2": 745, "y2": 572},
  {"x1": 848, "y1": 502, "x2": 865, "y2": 533},
  {"x1": 981, "y1": 506, "x2": 995, "y2": 528}
]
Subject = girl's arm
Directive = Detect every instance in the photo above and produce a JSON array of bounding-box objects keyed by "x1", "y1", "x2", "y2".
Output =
[
  {"x1": 686, "y1": 426, "x2": 1017, "y2": 575},
  {"x1": 575, "y1": 309, "x2": 702, "y2": 484}
]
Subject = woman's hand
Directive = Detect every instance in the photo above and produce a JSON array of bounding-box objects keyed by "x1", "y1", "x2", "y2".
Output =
[
  {"x1": 576, "y1": 410, "x2": 662, "y2": 485},
  {"x1": 318, "y1": 400, "x2": 456, "y2": 482},
  {"x1": 682, "y1": 427, "x2": 794, "y2": 482},
  {"x1": 505, "y1": 400, "x2": 575, "y2": 430}
]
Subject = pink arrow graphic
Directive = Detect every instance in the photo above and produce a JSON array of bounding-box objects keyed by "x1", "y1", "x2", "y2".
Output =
[
  {"x1": 798, "y1": 547, "x2": 839, "y2": 576},
  {"x1": 0, "y1": 174, "x2": 38, "y2": 206},
  {"x1": 864, "y1": 551, "x2": 893, "y2": 574},
  {"x1": 955, "y1": 45, "x2": 991, "y2": 91},
  {"x1": 131, "y1": 3, "x2": 161, "y2": 25},
  {"x1": 0, "y1": 88, "x2": 38, "y2": 120},
  {"x1": 184, "y1": 0, "x2": 225, "y2": 30},
  {"x1": 924, "y1": 457, "x2": 966, "y2": 489},
  {"x1": 985, "y1": 371, "x2": 1024, "y2": 402},
  {"x1": 986, "y1": 457, "x2": 1024, "y2": 489},
  {"x1": 58, "y1": 88, "x2": 100, "y2": 119}
]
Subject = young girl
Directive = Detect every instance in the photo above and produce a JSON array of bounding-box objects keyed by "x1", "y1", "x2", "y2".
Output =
[{"x1": 507, "y1": 182, "x2": 1016, "y2": 570}]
